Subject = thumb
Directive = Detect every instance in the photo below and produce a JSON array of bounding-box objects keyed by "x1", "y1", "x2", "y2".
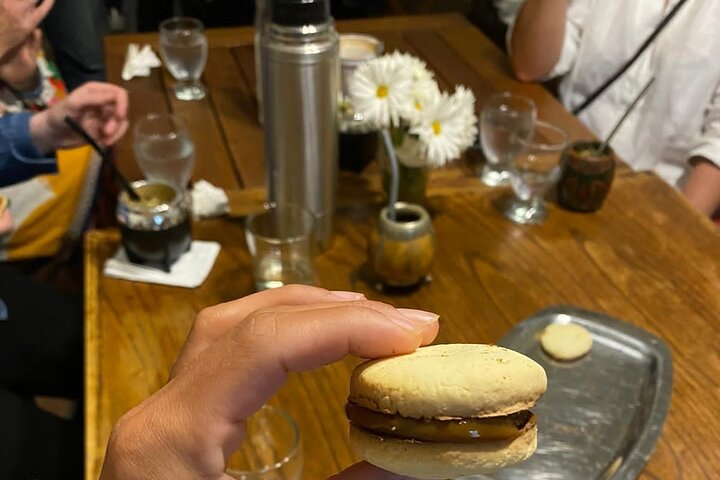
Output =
[{"x1": 329, "y1": 461, "x2": 417, "y2": 480}]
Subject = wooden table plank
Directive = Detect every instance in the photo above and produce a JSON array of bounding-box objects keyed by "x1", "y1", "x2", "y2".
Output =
[
  {"x1": 104, "y1": 51, "x2": 171, "y2": 182},
  {"x1": 157, "y1": 67, "x2": 242, "y2": 189},
  {"x1": 203, "y1": 47, "x2": 266, "y2": 188}
]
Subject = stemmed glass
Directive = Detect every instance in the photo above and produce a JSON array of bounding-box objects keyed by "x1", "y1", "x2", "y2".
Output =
[
  {"x1": 133, "y1": 113, "x2": 196, "y2": 191},
  {"x1": 504, "y1": 120, "x2": 568, "y2": 225},
  {"x1": 480, "y1": 92, "x2": 537, "y2": 186},
  {"x1": 159, "y1": 17, "x2": 208, "y2": 101}
]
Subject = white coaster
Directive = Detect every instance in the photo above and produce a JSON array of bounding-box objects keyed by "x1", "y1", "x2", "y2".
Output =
[{"x1": 103, "y1": 240, "x2": 221, "y2": 289}]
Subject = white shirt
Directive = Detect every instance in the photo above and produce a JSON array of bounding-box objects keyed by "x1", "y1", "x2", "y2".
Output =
[
  {"x1": 495, "y1": 0, "x2": 525, "y2": 25},
  {"x1": 512, "y1": 0, "x2": 720, "y2": 188}
]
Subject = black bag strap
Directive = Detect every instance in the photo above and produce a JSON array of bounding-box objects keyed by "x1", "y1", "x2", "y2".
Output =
[{"x1": 572, "y1": 0, "x2": 692, "y2": 115}]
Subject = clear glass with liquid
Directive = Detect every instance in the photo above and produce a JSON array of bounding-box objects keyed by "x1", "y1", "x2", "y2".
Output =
[
  {"x1": 159, "y1": 17, "x2": 208, "y2": 100},
  {"x1": 480, "y1": 91, "x2": 536, "y2": 186},
  {"x1": 245, "y1": 203, "x2": 315, "y2": 291},
  {"x1": 504, "y1": 120, "x2": 568, "y2": 225},
  {"x1": 133, "y1": 113, "x2": 195, "y2": 192}
]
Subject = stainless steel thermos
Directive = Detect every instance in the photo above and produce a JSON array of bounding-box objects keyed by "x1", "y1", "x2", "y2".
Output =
[{"x1": 260, "y1": 0, "x2": 339, "y2": 250}]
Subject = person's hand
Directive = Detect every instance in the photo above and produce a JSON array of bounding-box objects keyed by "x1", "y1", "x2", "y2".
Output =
[
  {"x1": 0, "y1": 208, "x2": 13, "y2": 236},
  {"x1": 99, "y1": 285, "x2": 440, "y2": 480},
  {"x1": 0, "y1": 29, "x2": 42, "y2": 92},
  {"x1": 0, "y1": 0, "x2": 54, "y2": 61},
  {"x1": 29, "y1": 82, "x2": 129, "y2": 153}
]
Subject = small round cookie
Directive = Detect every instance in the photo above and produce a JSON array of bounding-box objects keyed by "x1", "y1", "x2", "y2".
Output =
[{"x1": 540, "y1": 323, "x2": 592, "y2": 361}]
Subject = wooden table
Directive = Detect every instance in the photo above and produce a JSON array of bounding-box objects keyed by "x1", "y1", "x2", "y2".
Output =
[{"x1": 88, "y1": 14, "x2": 720, "y2": 480}]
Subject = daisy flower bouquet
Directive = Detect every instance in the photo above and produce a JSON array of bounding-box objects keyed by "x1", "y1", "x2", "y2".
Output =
[{"x1": 350, "y1": 51, "x2": 478, "y2": 209}]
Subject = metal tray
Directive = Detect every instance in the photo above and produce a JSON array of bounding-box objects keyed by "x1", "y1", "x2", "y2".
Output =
[{"x1": 477, "y1": 306, "x2": 673, "y2": 480}]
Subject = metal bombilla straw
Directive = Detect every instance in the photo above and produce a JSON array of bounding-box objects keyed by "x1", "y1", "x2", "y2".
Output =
[
  {"x1": 599, "y1": 77, "x2": 655, "y2": 153},
  {"x1": 380, "y1": 127, "x2": 399, "y2": 221}
]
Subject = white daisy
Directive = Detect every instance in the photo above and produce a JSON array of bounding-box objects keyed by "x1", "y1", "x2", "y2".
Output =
[
  {"x1": 451, "y1": 85, "x2": 479, "y2": 149},
  {"x1": 405, "y1": 76, "x2": 441, "y2": 125},
  {"x1": 410, "y1": 88, "x2": 478, "y2": 167},
  {"x1": 387, "y1": 51, "x2": 440, "y2": 123},
  {"x1": 390, "y1": 51, "x2": 434, "y2": 83},
  {"x1": 349, "y1": 55, "x2": 413, "y2": 128}
]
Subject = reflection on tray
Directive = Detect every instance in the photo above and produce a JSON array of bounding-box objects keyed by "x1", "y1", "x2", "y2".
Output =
[{"x1": 478, "y1": 306, "x2": 672, "y2": 480}]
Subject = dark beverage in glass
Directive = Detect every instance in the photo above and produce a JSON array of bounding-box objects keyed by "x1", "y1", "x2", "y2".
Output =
[
  {"x1": 557, "y1": 141, "x2": 616, "y2": 212},
  {"x1": 117, "y1": 181, "x2": 192, "y2": 272},
  {"x1": 339, "y1": 128, "x2": 378, "y2": 173}
]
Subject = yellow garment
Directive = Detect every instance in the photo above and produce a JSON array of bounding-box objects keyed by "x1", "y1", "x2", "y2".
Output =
[{"x1": 1, "y1": 146, "x2": 94, "y2": 260}]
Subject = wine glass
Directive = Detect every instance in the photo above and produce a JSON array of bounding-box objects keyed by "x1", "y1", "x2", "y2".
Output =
[
  {"x1": 133, "y1": 113, "x2": 196, "y2": 191},
  {"x1": 159, "y1": 17, "x2": 208, "y2": 101},
  {"x1": 225, "y1": 405, "x2": 303, "y2": 479},
  {"x1": 480, "y1": 92, "x2": 536, "y2": 186},
  {"x1": 504, "y1": 120, "x2": 568, "y2": 225}
]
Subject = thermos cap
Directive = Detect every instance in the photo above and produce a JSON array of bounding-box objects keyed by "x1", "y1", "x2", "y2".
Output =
[{"x1": 271, "y1": 0, "x2": 330, "y2": 27}]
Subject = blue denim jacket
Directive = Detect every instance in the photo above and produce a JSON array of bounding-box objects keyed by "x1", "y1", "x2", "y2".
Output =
[{"x1": 0, "y1": 112, "x2": 57, "y2": 187}]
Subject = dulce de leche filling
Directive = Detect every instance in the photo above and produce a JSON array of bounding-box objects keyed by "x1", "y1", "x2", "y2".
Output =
[{"x1": 346, "y1": 403, "x2": 535, "y2": 443}]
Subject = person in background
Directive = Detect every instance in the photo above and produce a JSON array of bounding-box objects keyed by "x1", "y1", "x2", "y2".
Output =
[
  {"x1": 509, "y1": 0, "x2": 720, "y2": 218},
  {"x1": 0, "y1": 64, "x2": 127, "y2": 479},
  {"x1": 41, "y1": 0, "x2": 108, "y2": 90},
  {"x1": 0, "y1": 262, "x2": 84, "y2": 479},
  {"x1": 100, "y1": 285, "x2": 440, "y2": 479}
]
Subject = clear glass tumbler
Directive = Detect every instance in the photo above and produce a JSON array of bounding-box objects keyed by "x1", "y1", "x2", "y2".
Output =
[
  {"x1": 226, "y1": 405, "x2": 303, "y2": 480},
  {"x1": 504, "y1": 120, "x2": 568, "y2": 225},
  {"x1": 133, "y1": 113, "x2": 196, "y2": 192},
  {"x1": 159, "y1": 17, "x2": 208, "y2": 101},
  {"x1": 245, "y1": 203, "x2": 315, "y2": 291},
  {"x1": 480, "y1": 91, "x2": 537, "y2": 186}
]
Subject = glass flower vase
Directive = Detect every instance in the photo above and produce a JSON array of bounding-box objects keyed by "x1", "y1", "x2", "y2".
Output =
[{"x1": 379, "y1": 127, "x2": 429, "y2": 205}]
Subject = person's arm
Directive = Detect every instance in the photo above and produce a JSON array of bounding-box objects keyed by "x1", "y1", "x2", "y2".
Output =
[
  {"x1": 682, "y1": 157, "x2": 720, "y2": 217},
  {"x1": 0, "y1": 82, "x2": 128, "y2": 187},
  {"x1": 684, "y1": 81, "x2": 720, "y2": 217},
  {"x1": 28, "y1": 81, "x2": 128, "y2": 153},
  {"x1": 0, "y1": 111, "x2": 57, "y2": 187},
  {"x1": 99, "y1": 285, "x2": 440, "y2": 480},
  {"x1": 509, "y1": 0, "x2": 570, "y2": 81}
]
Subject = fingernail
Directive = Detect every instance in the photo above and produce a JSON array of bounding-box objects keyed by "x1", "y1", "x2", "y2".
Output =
[
  {"x1": 386, "y1": 309, "x2": 439, "y2": 331},
  {"x1": 330, "y1": 290, "x2": 366, "y2": 300},
  {"x1": 397, "y1": 308, "x2": 440, "y2": 324}
]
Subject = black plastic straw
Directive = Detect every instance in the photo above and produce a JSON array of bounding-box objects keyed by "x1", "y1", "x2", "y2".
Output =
[{"x1": 63, "y1": 116, "x2": 140, "y2": 201}]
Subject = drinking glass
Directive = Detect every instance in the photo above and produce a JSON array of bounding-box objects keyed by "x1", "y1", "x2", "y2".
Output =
[
  {"x1": 245, "y1": 203, "x2": 315, "y2": 291},
  {"x1": 504, "y1": 120, "x2": 568, "y2": 225},
  {"x1": 226, "y1": 405, "x2": 303, "y2": 480},
  {"x1": 480, "y1": 92, "x2": 537, "y2": 186},
  {"x1": 133, "y1": 113, "x2": 196, "y2": 191},
  {"x1": 159, "y1": 17, "x2": 208, "y2": 100}
]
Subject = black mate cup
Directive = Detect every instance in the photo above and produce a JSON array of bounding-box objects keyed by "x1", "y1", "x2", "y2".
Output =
[
  {"x1": 116, "y1": 180, "x2": 192, "y2": 272},
  {"x1": 557, "y1": 141, "x2": 616, "y2": 212}
]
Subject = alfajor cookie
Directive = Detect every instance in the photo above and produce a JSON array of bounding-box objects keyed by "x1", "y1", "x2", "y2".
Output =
[
  {"x1": 539, "y1": 322, "x2": 593, "y2": 361},
  {"x1": 346, "y1": 343, "x2": 547, "y2": 479}
]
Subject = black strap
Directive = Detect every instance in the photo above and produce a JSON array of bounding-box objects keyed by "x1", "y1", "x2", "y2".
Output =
[{"x1": 572, "y1": 0, "x2": 692, "y2": 115}]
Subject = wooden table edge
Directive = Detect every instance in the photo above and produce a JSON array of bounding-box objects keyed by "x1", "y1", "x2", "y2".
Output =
[
  {"x1": 85, "y1": 229, "x2": 118, "y2": 480},
  {"x1": 103, "y1": 12, "x2": 471, "y2": 51}
]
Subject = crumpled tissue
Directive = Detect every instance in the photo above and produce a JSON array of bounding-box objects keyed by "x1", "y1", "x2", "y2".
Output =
[{"x1": 121, "y1": 44, "x2": 162, "y2": 81}]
